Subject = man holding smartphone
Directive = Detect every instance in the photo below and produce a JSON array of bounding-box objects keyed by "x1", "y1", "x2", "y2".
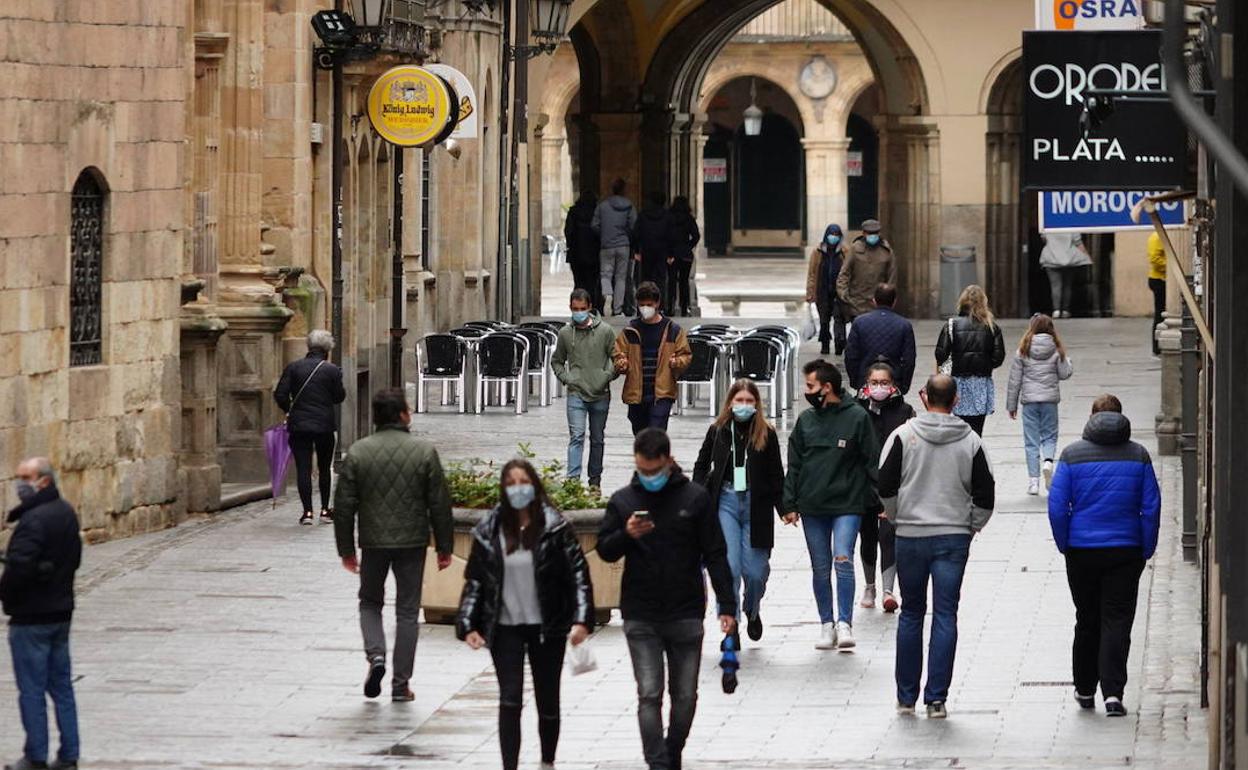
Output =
[{"x1": 598, "y1": 429, "x2": 737, "y2": 770}]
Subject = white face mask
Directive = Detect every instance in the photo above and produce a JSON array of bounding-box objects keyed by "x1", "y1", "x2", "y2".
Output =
[{"x1": 638, "y1": 306, "x2": 658, "y2": 321}]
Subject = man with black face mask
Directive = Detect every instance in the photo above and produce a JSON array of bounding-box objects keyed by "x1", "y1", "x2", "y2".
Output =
[{"x1": 1, "y1": 457, "x2": 82, "y2": 770}]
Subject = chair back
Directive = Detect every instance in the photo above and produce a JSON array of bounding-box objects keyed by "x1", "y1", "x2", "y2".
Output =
[
  {"x1": 451, "y1": 326, "x2": 488, "y2": 339},
  {"x1": 734, "y1": 336, "x2": 782, "y2": 381},
  {"x1": 679, "y1": 337, "x2": 717, "y2": 383},
  {"x1": 479, "y1": 333, "x2": 527, "y2": 378},
  {"x1": 515, "y1": 329, "x2": 550, "y2": 371},
  {"x1": 420, "y1": 334, "x2": 465, "y2": 376}
]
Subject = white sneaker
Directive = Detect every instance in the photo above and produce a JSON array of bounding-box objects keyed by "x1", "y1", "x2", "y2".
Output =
[
  {"x1": 860, "y1": 584, "x2": 877, "y2": 609},
  {"x1": 1043, "y1": 460, "x2": 1055, "y2": 490},
  {"x1": 815, "y1": 622, "x2": 838, "y2": 650},
  {"x1": 836, "y1": 621, "x2": 856, "y2": 651},
  {"x1": 1028, "y1": 478, "x2": 1040, "y2": 496}
]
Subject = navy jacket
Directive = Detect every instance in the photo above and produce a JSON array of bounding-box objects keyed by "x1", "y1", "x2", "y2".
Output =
[
  {"x1": 0, "y1": 484, "x2": 82, "y2": 625},
  {"x1": 273, "y1": 350, "x2": 346, "y2": 434},
  {"x1": 844, "y1": 307, "x2": 917, "y2": 393},
  {"x1": 1048, "y1": 412, "x2": 1161, "y2": 558}
]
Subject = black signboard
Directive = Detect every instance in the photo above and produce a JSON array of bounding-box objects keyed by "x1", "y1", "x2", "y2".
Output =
[{"x1": 1023, "y1": 30, "x2": 1187, "y2": 191}]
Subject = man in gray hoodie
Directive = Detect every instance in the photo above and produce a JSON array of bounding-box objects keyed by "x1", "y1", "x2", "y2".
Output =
[
  {"x1": 592, "y1": 178, "x2": 638, "y2": 316},
  {"x1": 878, "y1": 374, "x2": 995, "y2": 719}
]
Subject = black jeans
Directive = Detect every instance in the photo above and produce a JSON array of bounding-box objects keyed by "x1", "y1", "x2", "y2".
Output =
[
  {"x1": 572, "y1": 261, "x2": 603, "y2": 312},
  {"x1": 623, "y1": 618, "x2": 704, "y2": 770},
  {"x1": 628, "y1": 398, "x2": 674, "y2": 436},
  {"x1": 289, "y1": 431, "x2": 336, "y2": 512},
  {"x1": 816, "y1": 303, "x2": 846, "y2": 354},
  {"x1": 490, "y1": 625, "x2": 567, "y2": 770},
  {"x1": 958, "y1": 414, "x2": 986, "y2": 436},
  {"x1": 1064, "y1": 547, "x2": 1146, "y2": 699},
  {"x1": 359, "y1": 548, "x2": 426, "y2": 692},
  {"x1": 667, "y1": 260, "x2": 693, "y2": 315},
  {"x1": 859, "y1": 513, "x2": 897, "y2": 593},
  {"x1": 1149, "y1": 277, "x2": 1165, "y2": 354}
]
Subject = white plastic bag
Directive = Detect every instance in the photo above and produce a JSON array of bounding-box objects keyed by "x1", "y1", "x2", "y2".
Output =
[
  {"x1": 566, "y1": 641, "x2": 598, "y2": 676},
  {"x1": 801, "y1": 302, "x2": 818, "y2": 342}
]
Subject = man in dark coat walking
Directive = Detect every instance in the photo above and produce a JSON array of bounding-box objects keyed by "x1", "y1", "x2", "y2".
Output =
[
  {"x1": 564, "y1": 190, "x2": 602, "y2": 312},
  {"x1": 1, "y1": 457, "x2": 82, "y2": 770},
  {"x1": 632, "y1": 192, "x2": 675, "y2": 306},
  {"x1": 844, "y1": 284, "x2": 917, "y2": 394}
]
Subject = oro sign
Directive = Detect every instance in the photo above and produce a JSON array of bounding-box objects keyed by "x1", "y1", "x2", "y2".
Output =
[
  {"x1": 367, "y1": 66, "x2": 459, "y2": 148},
  {"x1": 1036, "y1": 0, "x2": 1144, "y2": 31}
]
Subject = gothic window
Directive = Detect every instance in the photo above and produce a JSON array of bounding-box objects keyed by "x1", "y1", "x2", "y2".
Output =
[{"x1": 70, "y1": 170, "x2": 105, "y2": 366}]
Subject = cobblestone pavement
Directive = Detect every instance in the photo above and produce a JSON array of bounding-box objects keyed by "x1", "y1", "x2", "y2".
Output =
[{"x1": 0, "y1": 265, "x2": 1206, "y2": 768}]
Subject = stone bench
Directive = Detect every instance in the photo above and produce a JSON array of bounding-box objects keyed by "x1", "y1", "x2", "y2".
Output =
[{"x1": 698, "y1": 288, "x2": 806, "y2": 316}]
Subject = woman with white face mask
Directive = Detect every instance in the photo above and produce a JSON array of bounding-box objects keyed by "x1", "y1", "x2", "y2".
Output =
[
  {"x1": 692, "y1": 380, "x2": 787, "y2": 648},
  {"x1": 457, "y1": 460, "x2": 594, "y2": 770},
  {"x1": 854, "y1": 359, "x2": 915, "y2": 613}
]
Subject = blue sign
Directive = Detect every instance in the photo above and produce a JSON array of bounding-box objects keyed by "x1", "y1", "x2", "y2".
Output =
[{"x1": 1039, "y1": 190, "x2": 1186, "y2": 233}]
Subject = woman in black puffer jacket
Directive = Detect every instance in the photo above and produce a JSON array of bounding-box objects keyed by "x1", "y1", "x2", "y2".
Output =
[
  {"x1": 456, "y1": 460, "x2": 594, "y2": 770},
  {"x1": 273, "y1": 329, "x2": 346, "y2": 524},
  {"x1": 934, "y1": 285, "x2": 1005, "y2": 436}
]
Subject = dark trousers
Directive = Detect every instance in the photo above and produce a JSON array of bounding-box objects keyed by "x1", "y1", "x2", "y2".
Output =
[
  {"x1": 289, "y1": 431, "x2": 336, "y2": 512},
  {"x1": 816, "y1": 303, "x2": 846, "y2": 354},
  {"x1": 895, "y1": 534, "x2": 971, "y2": 706},
  {"x1": 9, "y1": 622, "x2": 79, "y2": 765},
  {"x1": 572, "y1": 261, "x2": 603, "y2": 313},
  {"x1": 1064, "y1": 547, "x2": 1146, "y2": 700},
  {"x1": 859, "y1": 513, "x2": 897, "y2": 592},
  {"x1": 490, "y1": 624, "x2": 567, "y2": 770},
  {"x1": 1149, "y1": 277, "x2": 1165, "y2": 354},
  {"x1": 623, "y1": 618, "x2": 704, "y2": 770},
  {"x1": 667, "y1": 260, "x2": 693, "y2": 315},
  {"x1": 958, "y1": 414, "x2": 986, "y2": 437},
  {"x1": 640, "y1": 258, "x2": 669, "y2": 302},
  {"x1": 359, "y1": 548, "x2": 427, "y2": 691},
  {"x1": 628, "y1": 398, "x2": 674, "y2": 436}
]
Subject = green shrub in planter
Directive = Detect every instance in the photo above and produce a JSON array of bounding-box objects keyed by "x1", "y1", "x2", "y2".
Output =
[{"x1": 444, "y1": 442, "x2": 608, "y2": 512}]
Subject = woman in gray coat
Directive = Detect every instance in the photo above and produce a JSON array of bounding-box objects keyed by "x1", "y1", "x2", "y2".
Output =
[{"x1": 1006, "y1": 314, "x2": 1074, "y2": 495}]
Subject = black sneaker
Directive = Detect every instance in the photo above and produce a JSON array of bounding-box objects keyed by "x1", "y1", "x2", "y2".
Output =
[
  {"x1": 49, "y1": 762, "x2": 77, "y2": 770},
  {"x1": 1105, "y1": 698, "x2": 1127, "y2": 717},
  {"x1": 5, "y1": 759, "x2": 48, "y2": 770},
  {"x1": 747, "y1": 612, "x2": 763, "y2": 641},
  {"x1": 1074, "y1": 691, "x2": 1096, "y2": 709},
  {"x1": 820, "y1": 345, "x2": 831, "y2": 356},
  {"x1": 926, "y1": 701, "x2": 948, "y2": 719},
  {"x1": 588, "y1": 476, "x2": 601, "y2": 491},
  {"x1": 364, "y1": 657, "x2": 386, "y2": 699},
  {"x1": 392, "y1": 686, "x2": 415, "y2": 702},
  {"x1": 319, "y1": 508, "x2": 333, "y2": 523},
  {"x1": 299, "y1": 511, "x2": 314, "y2": 525}
]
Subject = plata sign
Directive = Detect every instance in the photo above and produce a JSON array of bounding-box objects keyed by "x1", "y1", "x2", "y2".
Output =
[{"x1": 1022, "y1": 30, "x2": 1186, "y2": 191}]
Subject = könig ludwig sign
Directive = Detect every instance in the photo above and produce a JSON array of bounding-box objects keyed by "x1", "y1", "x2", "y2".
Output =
[{"x1": 367, "y1": 65, "x2": 459, "y2": 148}]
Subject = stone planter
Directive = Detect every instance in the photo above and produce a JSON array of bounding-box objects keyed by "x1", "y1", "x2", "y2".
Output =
[{"x1": 421, "y1": 507, "x2": 620, "y2": 626}]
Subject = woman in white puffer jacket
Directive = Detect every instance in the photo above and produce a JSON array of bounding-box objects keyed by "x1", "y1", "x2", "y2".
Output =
[{"x1": 1006, "y1": 314, "x2": 1074, "y2": 495}]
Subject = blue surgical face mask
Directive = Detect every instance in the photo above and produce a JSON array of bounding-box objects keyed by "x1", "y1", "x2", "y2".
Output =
[
  {"x1": 732, "y1": 404, "x2": 756, "y2": 422},
  {"x1": 505, "y1": 483, "x2": 536, "y2": 510},
  {"x1": 865, "y1": 234, "x2": 881, "y2": 246},
  {"x1": 825, "y1": 234, "x2": 840, "y2": 247},
  {"x1": 637, "y1": 467, "x2": 670, "y2": 493},
  {"x1": 571, "y1": 310, "x2": 590, "y2": 324}
]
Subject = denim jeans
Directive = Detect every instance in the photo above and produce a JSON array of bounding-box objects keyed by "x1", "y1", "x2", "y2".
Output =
[
  {"x1": 1022, "y1": 401, "x2": 1060, "y2": 478},
  {"x1": 717, "y1": 486, "x2": 772, "y2": 619},
  {"x1": 9, "y1": 622, "x2": 79, "y2": 765},
  {"x1": 623, "y1": 618, "x2": 704, "y2": 770},
  {"x1": 895, "y1": 534, "x2": 972, "y2": 706},
  {"x1": 801, "y1": 514, "x2": 861, "y2": 624},
  {"x1": 566, "y1": 394, "x2": 609, "y2": 481}
]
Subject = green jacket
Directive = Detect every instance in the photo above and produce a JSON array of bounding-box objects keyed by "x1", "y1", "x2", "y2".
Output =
[
  {"x1": 333, "y1": 424, "x2": 454, "y2": 557},
  {"x1": 551, "y1": 314, "x2": 618, "y2": 401},
  {"x1": 783, "y1": 399, "x2": 881, "y2": 517}
]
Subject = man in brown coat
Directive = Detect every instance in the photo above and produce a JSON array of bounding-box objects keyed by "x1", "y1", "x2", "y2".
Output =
[
  {"x1": 614, "y1": 281, "x2": 692, "y2": 435},
  {"x1": 837, "y1": 219, "x2": 898, "y2": 320}
]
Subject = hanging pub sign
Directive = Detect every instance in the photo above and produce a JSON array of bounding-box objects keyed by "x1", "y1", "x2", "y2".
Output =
[
  {"x1": 1022, "y1": 30, "x2": 1186, "y2": 191},
  {"x1": 367, "y1": 65, "x2": 459, "y2": 148},
  {"x1": 424, "y1": 63, "x2": 479, "y2": 140}
]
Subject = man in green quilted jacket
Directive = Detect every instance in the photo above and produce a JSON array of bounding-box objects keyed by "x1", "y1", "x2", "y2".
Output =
[{"x1": 334, "y1": 388, "x2": 454, "y2": 702}]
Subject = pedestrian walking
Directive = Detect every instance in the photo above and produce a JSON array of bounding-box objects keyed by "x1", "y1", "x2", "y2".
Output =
[
  {"x1": 564, "y1": 190, "x2": 602, "y2": 312},
  {"x1": 632, "y1": 191, "x2": 675, "y2": 300},
  {"x1": 613, "y1": 282, "x2": 692, "y2": 435},
  {"x1": 598, "y1": 428, "x2": 737, "y2": 770},
  {"x1": 1147, "y1": 231, "x2": 1167, "y2": 355},
  {"x1": 1006, "y1": 313, "x2": 1074, "y2": 495},
  {"x1": 844, "y1": 283, "x2": 917, "y2": 394},
  {"x1": 934, "y1": 285, "x2": 1005, "y2": 437},
  {"x1": 784, "y1": 359, "x2": 880, "y2": 651},
  {"x1": 666, "y1": 196, "x2": 701, "y2": 316},
  {"x1": 552, "y1": 288, "x2": 618, "y2": 491},
  {"x1": 1, "y1": 458, "x2": 82, "y2": 770},
  {"x1": 333, "y1": 388, "x2": 454, "y2": 703},
  {"x1": 456, "y1": 460, "x2": 594, "y2": 770},
  {"x1": 879, "y1": 374, "x2": 996, "y2": 719},
  {"x1": 1039, "y1": 231, "x2": 1092, "y2": 318},
  {"x1": 592, "y1": 178, "x2": 638, "y2": 316},
  {"x1": 806, "y1": 223, "x2": 847, "y2": 355},
  {"x1": 855, "y1": 360, "x2": 915, "y2": 613},
  {"x1": 837, "y1": 218, "x2": 898, "y2": 321},
  {"x1": 1048, "y1": 394, "x2": 1161, "y2": 717},
  {"x1": 273, "y1": 329, "x2": 346, "y2": 525},
  {"x1": 692, "y1": 379, "x2": 786, "y2": 645}
]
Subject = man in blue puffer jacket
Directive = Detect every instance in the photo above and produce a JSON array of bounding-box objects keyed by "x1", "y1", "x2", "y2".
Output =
[{"x1": 1048, "y1": 393, "x2": 1161, "y2": 718}]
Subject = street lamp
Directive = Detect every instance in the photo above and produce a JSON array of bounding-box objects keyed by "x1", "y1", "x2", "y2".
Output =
[
  {"x1": 743, "y1": 79, "x2": 763, "y2": 137},
  {"x1": 507, "y1": 0, "x2": 572, "y2": 59}
]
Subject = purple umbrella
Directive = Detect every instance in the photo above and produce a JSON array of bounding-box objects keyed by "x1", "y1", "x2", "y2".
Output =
[{"x1": 264, "y1": 422, "x2": 292, "y2": 508}]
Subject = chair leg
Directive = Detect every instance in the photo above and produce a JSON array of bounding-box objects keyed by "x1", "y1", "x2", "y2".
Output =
[{"x1": 457, "y1": 375, "x2": 466, "y2": 414}]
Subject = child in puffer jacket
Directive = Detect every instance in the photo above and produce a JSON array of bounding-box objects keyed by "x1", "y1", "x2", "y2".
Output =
[{"x1": 1006, "y1": 314, "x2": 1074, "y2": 495}]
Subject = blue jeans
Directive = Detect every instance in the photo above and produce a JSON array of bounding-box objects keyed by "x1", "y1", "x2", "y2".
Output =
[
  {"x1": 895, "y1": 534, "x2": 972, "y2": 706},
  {"x1": 1022, "y1": 401, "x2": 1059, "y2": 478},
  {"x1": 801, "y1": 514, "x2": 861, "y2": 624},
  {"x1": 9, "y1": 622, "x2": 79, "y2": 764},
  {"x1": 717, "y1": 486, "x2": 772, "y2": 620},
  {"x1": 566, "y1": 394, "x2": 609, "y2": 481}
]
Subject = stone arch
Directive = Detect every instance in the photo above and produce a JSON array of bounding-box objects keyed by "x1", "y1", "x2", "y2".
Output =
[{"x1": 983, "y1": 54, "x2": 1024, "y2": 317}]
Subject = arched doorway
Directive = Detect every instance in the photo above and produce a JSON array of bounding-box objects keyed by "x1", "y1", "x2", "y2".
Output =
[
  {"x1": 984, "y1": 55, "x2": 1025, "y2": 317},
  {"x1": 846, "y1": 88, "x2": 880, "y2": 229}
]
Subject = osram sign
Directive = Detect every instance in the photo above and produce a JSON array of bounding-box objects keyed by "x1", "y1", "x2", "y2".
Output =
[{"x1": 1036, "y1": 0, "x2": 1144, "y2": 31}]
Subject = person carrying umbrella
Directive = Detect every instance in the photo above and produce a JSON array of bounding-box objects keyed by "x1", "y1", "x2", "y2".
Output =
[{"x1": 273, "y1": 329, "x2": 346, "y2": 525}]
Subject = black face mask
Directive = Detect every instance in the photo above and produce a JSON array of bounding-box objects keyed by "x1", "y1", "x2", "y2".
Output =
[{"x1": 805, "y1": 391, "x2": 826, "y2": 410}]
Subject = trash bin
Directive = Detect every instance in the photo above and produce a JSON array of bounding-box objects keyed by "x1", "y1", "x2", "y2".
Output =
[{"x1": 939, "y1": 245, "x2": 977, "y2": 317}]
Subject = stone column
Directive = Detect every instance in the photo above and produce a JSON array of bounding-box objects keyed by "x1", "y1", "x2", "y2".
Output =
[
  {"x1": 803, "y1": 137, "x2": 852, "y2": 251},
  {"x1": 591, "y1": 112, "x2": 643, "y2": 196},
  {"x1": 877, "y1": 117, "x2": 941, "y2": 317},
  {"x1": 179, "y1": 299, "x2": 228, "y2": 513},
  {"x1": 541, "y1": 133, "x2": 566, "y2": 238}
]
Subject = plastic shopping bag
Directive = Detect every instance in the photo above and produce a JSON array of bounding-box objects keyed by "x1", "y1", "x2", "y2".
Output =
[
  {"x1": 566, "y1": 641, "x2": 598, "y2": 676},
  {"x1": 800, "y1": 302, "x2": 818, "y2": 342}
]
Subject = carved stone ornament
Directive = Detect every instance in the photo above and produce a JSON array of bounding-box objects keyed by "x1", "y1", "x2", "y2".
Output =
[{"x1": 798, "y1": 56, "x2": 838, "y2": 100}]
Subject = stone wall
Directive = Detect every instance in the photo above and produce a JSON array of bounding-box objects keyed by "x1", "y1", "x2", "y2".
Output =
[{"x1": 0, "y1": 1, "x2": 187, "y2": 541}]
